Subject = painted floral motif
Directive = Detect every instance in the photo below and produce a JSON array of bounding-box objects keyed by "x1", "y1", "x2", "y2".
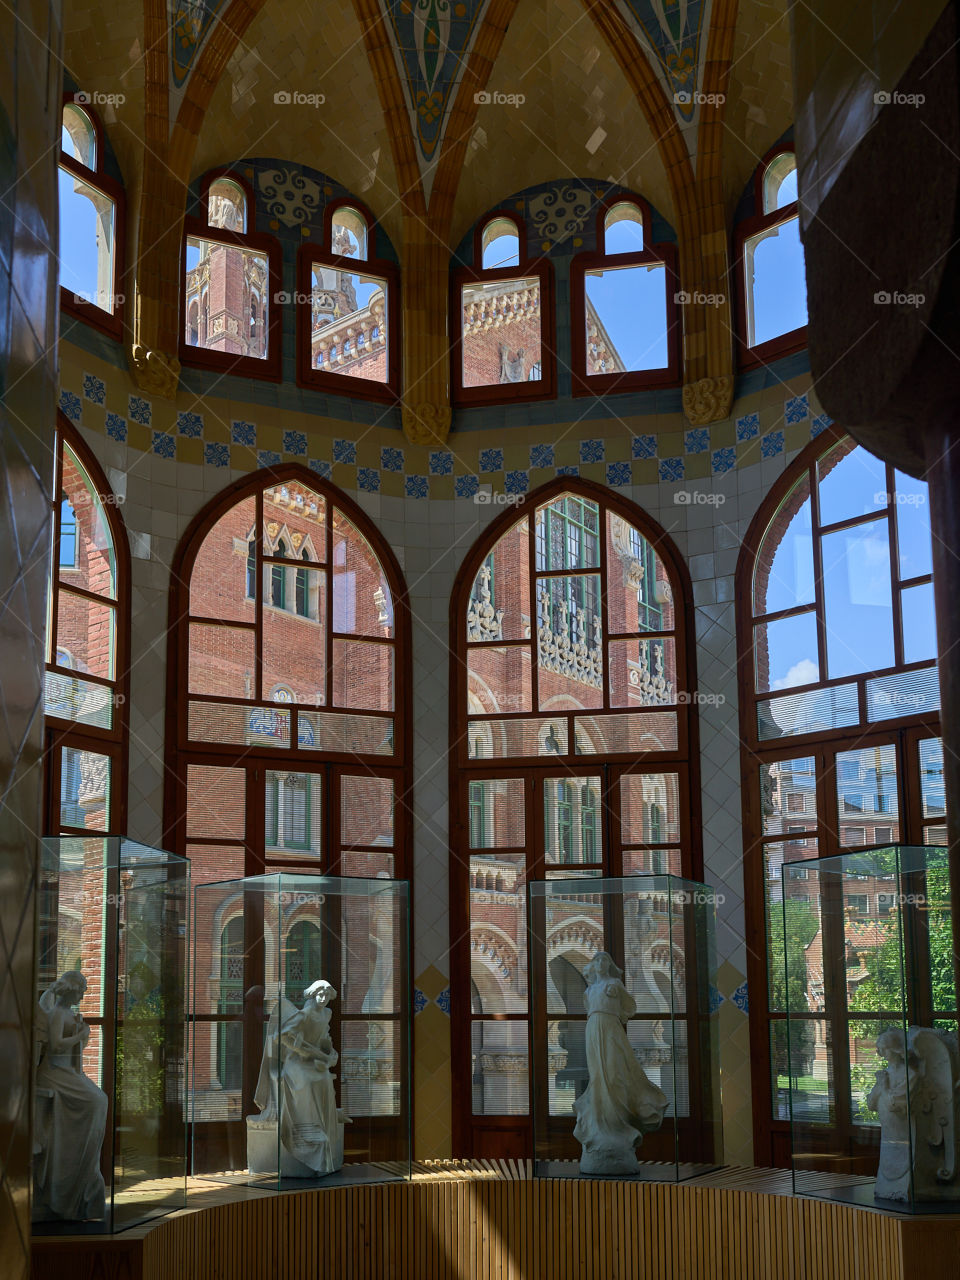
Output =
[
  {"x1": 455, "y1": 474, "x2": 480, "y2": 498},
  {"x1": 684, "y1": 426, "x2": 710, "y2": 454},
  {"x1": 204, "y1": 442, "x2": 229, "y2": 468},
  {"x1": 435, "y1": 987, "x2": 451, "y2": 1016},
  {"x1": 177, "y1": 411, "x2": 204, "y2": 438},
  {"x1": 358, "y1": 467, "x2": 381, "y2": 492},
  {"x1": 530, "y1": 443, "x2": 554, "y2": 469},
  {"x1": 736, "y1": 412, "x2": 759, "y2": 441},
  {"x1": 617, "y1": 0, "x2": 711, "y2": 126},
  {"x1": 231, "y1": 421, "x2": 256, "y2": 447},
  {"x1": 479, "y1": 448, "x2": 503, "y2": 473},
  {"x1": 527, "y1": 184, "x2": 592, "y2": 248},
  {"x1": 59, "y1": 390, "x2": 82, "y2": 424},
  {"x1": 333, "y1": 439, "x2": 357, "y2": 465},
  {"x1": 105, "y1": 413, "x2": 126, "y2": 443},
  {"x1": 429, "y1": 450, "x2": 454, "y2": 475},
  {"x1": 257, "y1": 166, "x2": 322, "y2": 228},
  {"x1": 659, "y1": 456, "x2": 685, "y2": 482},
  {"x1": 505, "y1": 469, "x2": 529, "y2": 494},
  {"x1": 632, "y1": 434, "x2": 657, "y2": 459},
  {"x1": 152, "y1": 432, "x2": 176, "y2": 459},
  {"x1": 171, "y1": 0, "x2": 229, "y2": 88},
  {"x1": 761, "y1": 430, "x2": 785, "y2": 458},
  {"x1": 711, "y1": 446, "x2": 736, "y2": 475},
  {"x1": 580, "y1": 439, "x2": 605, "y2": 464},
  {"x1": 82, "y1": 373, "x2": 105, "y2": 404},
  {"x1": 257, "y1": 450, "x2": 282, "y2": 468},
  {"x1": 309, "y1": 459, "x2": 332, "y2": 479},
  {"x1": 405, "y1": 474, "x2": 429, "y2": 498},
  {"x1": 283, "y1": 431, "x2": 307, "y2": 456},
  {"x1": 128, "y1": 396, "x2": 151, "y2": 426},
  {"x1": 381, "y1": 446, "x2": 404, "y2": 473},
  {"x1": 784, "y1": 394, "x2": 810, "y2": 424},
  {"x1": 606, "y1": 461, "x2": 631, "y2": 487}
]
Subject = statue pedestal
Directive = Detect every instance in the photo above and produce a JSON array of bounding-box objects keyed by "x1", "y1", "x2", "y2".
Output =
[
  {"x1": 579, "y1": 1141, "x2": 641, "y2": 1177},
  {"x1": 246, "y1": 1115, "x2": 346, "y2": 1178}
]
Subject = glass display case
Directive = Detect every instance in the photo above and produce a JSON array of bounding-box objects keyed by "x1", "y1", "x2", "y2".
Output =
[
  {"x1": 528, "y1": 875, "x2": 723, "y2": 1180},
  {"x1": 781, "y1": 844, "x2": 960, "y2": 1211},
  {"x1": 33, "y1": 837, "x2": 189, "y2": 1233},
  {"x1": 191, "y1": 873, "x2": 410, "y2": 1188}
]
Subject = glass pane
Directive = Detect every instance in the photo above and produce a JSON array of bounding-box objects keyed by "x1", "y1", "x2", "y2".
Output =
[
  {"x1": 338, "y1": 849, "x2": 395, "y2": 876},
  {"x1": 186, "y1": 764, "x2": 246, "y2": 840},
  {"x1": 620, "y1": 773, "x2": 680, "y2": 844},
  {"x1": 901, "y1": 580, "x2": 937, "y2": 663},
  {"x1": 606, "y1": 512, "x2": 675, "y2": 633},
  {"x1": 546, "y1": 1020, "x2": 587, "y2": 1116},
  {"x1": 468, "y1": 778, "x2": 525, "y2": 848},
  {"x1": 310, "y1": 266, "x2": 388, "y2": 383},
  {"x1": 341, "y1": 775, "x2": 393, "y2": 846},
  {"x1": 866, "y1": 667, "x2": 940, "y2": 721},
  {"x1": 574, "y1": 711, "x2": 678, "y2": 754},
  {"x1": 264, "y1": 482, "x2": 325, "y2": 560},
  {"x1": 461, "y1": 277, "x2": 541, "y2": 387},
  {"x1": 264, "y1": 770, "x2": 322, "y2": 857},
  {"x1": 470, "y1": 851, "x2": 527, "y2": 1014},
  {"x1": 821, "y1": 519, "x2": 894, "y2": 678},
  {"x1": 332, "y1": 510, "x2": 393, "y2": 637},
  {"x1": 536, "y1": 496, "x2": 600, "y2": 571},
  {"x1": 925, "y1": 824, "x2": 948, "y2": 845},
  {"x1": 262, "y1": 585, "x2": 327, "y2": 704},
  {"x1": 537, "y1": 575, "x2": 603, "y2": 710},
  {"x1": 471, "y1": 1021, "x2": 528, "y2": 1114},
  {"x1": 331, "y1": 206, "x2": 367, "y2": 259},
  {"x1": 544, "y1": 776, "x2": 603, "y2": 865},
  {"x1": 331, "y1": 639, "x2": 393, "y2": 711},
  {"x1": 467, "y1": 716, "x2": 568, "y2": 759},
  {"x1": 58, "y1": 167, "x2": 116, "y2": 311},
  {"x1": 835, "y1": 744, "x2": 899, "y2": 846},
  {"x1": 466, "y1": 520, "x2": 530, "y2": 643},
  {"x1": 757, "y1": 683, "x2": 860, "y2": 739},
  {"x1": 771, "y1": 1022, "x2": 833, "y2": 1124},
  {"x1": 604, "y1": 202, "x2": 644, "y2": 252},
  {"x1": 893, "y1": 470, "x2": 932, "y2": 579},
  {"x1": 622, "y1": 847, "x2": 681, "y2": 874},
  {"x1": 754, "y1": 610, "x2": 818, "y2": 693},
  {"x1": 59, "y1": 746, "x2": 111, "y2": 831},
  {"x1": 61, "y1": 104, "x2": 96, "y2": 166},
  {"x1": 57, "y1": 590, "x2": 116, "y2": 681},
  {"x1": 762, "y1": 153, "x2": 797, "y2": 213},
  {"x1": 340, "y1": 1022, "x2": 402, "y2": 1116},
  {"x1": 920, "y1": 738, "x2": 945, "y2": 819},
  {"x1": 481, "y1": 218, "x2": 519, "y2": 269},
  {"x1": 753, "y1": 490, "x2": 814, "y2": 616},
  {"x1": 760, "y1": 757, "x2": 818, "y2": 837},
  {"x1": 189, "y1": 621, "x2": 255, "y2": 699},
  {"x1": 189, "y1": 495, "x2": 257, "y2": 621},
  {"x1": 184, "y1": 236, "x2": 269, "y2": 359},
  {"x1": 467, "y1": 645, "x2": 531, "y2": 714},
  {"x1": 609, "y1": 637, "x2": 676, "y2": 707},
  {"x1": 188, "y1": 700, "x2": 291, "y2": 747},
  {"x1": 44, "y1": 670, "x2": 113, "y2": 729},
  {"x1": 207, "y1": 178, "x2": 246, "y2": 232},
  {"x1": 767, "y1": 843, "x2": 821, "y2": 1010},
  {"x1": 299, "y1": 710, "x2": 394, "y2": 755},
  {"x1": 744, "y1": 214, "x2": 807, "y2": 346},
  {"x1": 584, "y1": 263, "x2": 668, "y2": 373},
  {"x1": 817, "y1": 443, "x2": 886, "y2": 526},
  {"x1": 184, "y1": 842, "x2": 245, "y2": 887},
  {"x1": 60, "y1": 446, "x2": 117, "y2": 598}
]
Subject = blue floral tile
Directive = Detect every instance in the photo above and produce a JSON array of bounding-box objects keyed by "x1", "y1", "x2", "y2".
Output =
[
  {"x1": 128, "y1": 395, "x2": 151, "y2": 426},
  {"x1": 429, "y1": 450, "x2": 453, "y2": 476},
  {"x1": 530, "y1": 443, "x2": 555, "y2": 469},
  {"x1": 283, "y1": 430, "x2": 307, "y2": 456},
  {"x1": 580, "y1": 438, "x2": 605, "y2": 464},
  {"x1": 708, "y1": 984, "x2": 724, "y2": 1014},
  {"x1": 381, "y1": 446, "x2": 404, "y2": 473},
  {"x1": 435, "y1": 987, "x2": 451, "y2": 1016},
  {"x1": 761, "y1": 430, "x2": 785, "y2": 458},
  {"x1": 711, "y1": 446, "x2": 736, "y2": 476},
  {"x1": 59, "y1": 390, "x2": 82, "y2": 424},
  {"x1": 632, "y1": 433, "x2": 657, "y2": 459},
  {"x1": 505, "y1": 469, "x2": 529, "y2": 494},
  {"x1": 479, "y1": 448, "x2": 503, "y2": 473},
  {"x1": 606, "y1": 461, "x2": 631, "y2": 487},
  {"x1": 455, "y1": 474, "x2": 480, "y2": 498},
  {"x1": 684, "y1": 427, "x2": 710, "y2": 454},
  {"x1": 659, "y1": 456, "x2": 685, "y2": 482},
  {"x1": 257, "y1": 450, "x2": 282, "y2": 468},
  {"x1": 557, "y1": 465, "x2": 579, "y2": 477},
  {"x1": 811, "y1": 413, "x2": 833, "y2": 438},
  {"x1": 412, "y1": 988, "x2": 428, "y2": 1015},
  {"x1": 405, "y1": 474, "x2": 429, "y2": 498},
  {"x1": 731, "y1": 982, "x2": 749, "y2": 1015},
  {"x1": 333, "y1": 439, "x2": 357, "y2": 465},
  {"x1": 309, "y1": 459, "x2": 332, "y2": 479},
  {"x1": 82, "y1": 373, "x2": 105, "y2": 404},
  {"x1": 736, "y1": 412, "x2": 759, "y2": 441},
  {"x1": 176, "y1": 411, "x2": 203, "y2": 438},
  {"x1": 105, "y1": 413, "x2": 127, "y2": 443},
  {"x1": 358, "y1": 467, "x2": 381, "y2": 492},
  {"x1": 784, "y1": 394, "x2": 810, "y2": 424},
  {"x1": 204, "y1": 442, "x2": 229, "y2": 468},
  {"x1": 151, "y1": 431, "x2": 176, "y2": 459},
  {"x1": 231, "y1": 420, "x2": 256, "y2": 447}
]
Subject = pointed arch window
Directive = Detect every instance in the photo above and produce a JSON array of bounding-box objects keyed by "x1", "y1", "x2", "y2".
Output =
[
  {"x1": 738, "y1": 430, "x2": 945, "y2": 1167},
  {"x1": 451, "y1": 480, "x2": 700, "y2": 1157},
  {"x1": 571, "y1": 195, "x2": 679, "y2": 394}
]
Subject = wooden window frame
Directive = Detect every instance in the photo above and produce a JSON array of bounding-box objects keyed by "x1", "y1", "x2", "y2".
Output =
[
  {"x1": 58, "y1": 95, "x2": 126, "y2": 342},
  {"x1": 570, "y1": 195, "x2": 680, "y2": 396},
  {"x1": 179, "y1": 168, "x2": 283, "y2": 382},
  {"x1": 451, "y1": 209, "x2": 557, "y2": 408}
]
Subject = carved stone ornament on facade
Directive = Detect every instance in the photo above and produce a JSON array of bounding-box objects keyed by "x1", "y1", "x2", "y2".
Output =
[
  {"x1": 537, "y1": 585, "x2": 603, "y2": 689},
  {"x1": 467, "y1": 563, "x2": 504, "y2": 641},
  {"x1": 129, "y1": 345, "x2": 181, "y2": 398},
  {"x1": 401, "y1": 400, "x2": 452, "y2": 446},
  {"x1": 77, "y1": 752, "x2": 109, "y2": 807},
  {"x1": 682, "y1": 375, "x2": 733, "y2": 425}
]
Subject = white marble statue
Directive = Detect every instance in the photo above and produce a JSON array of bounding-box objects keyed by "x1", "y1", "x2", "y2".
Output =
[
  {"x1": 869, "y1": 1026, "x2": 960, "y2": 1203},
  {"x1": 247, "y1": 979, "x2": 350, "y2": 1177},
  {"x1": 33, "y1": 971, "x2": 108, "y2": 1221},
  {"x1": 573, "y1": 952, "x2": 669, "y2": 1175}
]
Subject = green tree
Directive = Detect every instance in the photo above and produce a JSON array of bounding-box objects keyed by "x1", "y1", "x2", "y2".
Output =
[{"x1": 769, "y1": 896, "x2": 819, "y2": 1080}]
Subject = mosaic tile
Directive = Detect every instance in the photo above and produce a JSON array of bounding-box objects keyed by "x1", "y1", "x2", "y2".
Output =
[
  {"x1": 761, "y1": 430, "x2": 785, "y2": 458},
  {"x1": 204, "y1": 441, "x2": 230, "y2": 467},
  {"x1": 580, "y1": 438, "x2": 605, "y2": 464},
  {"x1": 504, "y1": 469, "x2": 529, "y2": 494},
  {"x1": 151, "y1": 431, "x2": 176, "y2": 459},
  {"x1": 231, "y1": 420, "x2": 257, "y2": 447},
  {"x1": 479, "y1": 447, "x2": 503, "y2": 473},
  {"x1": 684, "y1": 426, "x2": 710, "y2": 454},
  {"x1": 358, "y1": 466, "x2": 381, "y2": 492},
  {"x1": 177, "y1": 411, "x2": 203, "y2": 438},
  {"x1": 659, "y1": 456, "x2": 685, "y2": 482},
  {"x1": 59, "y1": 389, "x2": 82, "y2": 423},
  {"x1": 105, "y1": 413, "x2": 127, "y2": 442},
  {"x1": 381, "y1": 446, "x2": 404, "y2": 472},
  {"x1": 711, "y1": 446, "x2": 736, "y2": 475},
  {"x1": 82, "y1": 372, "x2": 105, "y2": 404},
  {"x1": 429, "y1": 450, "x2": 453, "y2": 475},
  {"x1": 811, "y1": 413, "x2": 832, "y2": 438},
  {"x1": 283, "y1": 430, "x2": 308, "y2": 455},
  {"x1": 736, "y1": 412, "x2": 759, "y2": 441},
  {"x1": 333, "y1": 438, "x2": 357, "y2": 464},
  {"x1": 435, "y1": 987, "x2": 451, "y2": 1016},
  {"x1": 405, "y1": 474, "x2": 429, "y2": 498},
  {"x1": 309, "y1": 458, "x2": 332, "y2": 479},
  {"x1": 257, "y1": 450, "x2": 282, "y2": 467},
  {"x1": 632, "y1": 433, "x2": 657, "y2": 459},
  {"x1": 455, "y1": 474, "x2": 479, "y2": 498},
  {"x1": 606, "y1": 460, "x2": 631, "y2": 487},
  {"x1": 784, "y1": 394, "x2": 810, "y2": 424},
  {"x1": 128, "y1": 395, "x2": 152, "y2": 426},
  {"x1": 529, "y1": 442, "x2": 554, "y2": 468}
]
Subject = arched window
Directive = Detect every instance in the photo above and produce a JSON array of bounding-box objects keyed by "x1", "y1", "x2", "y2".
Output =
[
  {"x1": 181, "y1": 169, "x2": 281, "y2": 378},
  {"x1": 43, "y1": 417, "x2": 129, "y2": 837},
  {"x1": 58, "y1": 98, "x2": 124, "y2": 338},
  {"x1": 453, "y1": 210, "x2": 556, "y2": 405},
  {"x1": 451, "y1": 479, "x2": 700, "y2": 1156},
  {"x1": 297, "y1": 198, "x2": 398, "y2": 399},
  {"x1": 736, "y1": 147, "x2": 808, "y2": 364},
  {"x1": 571, "y1": 196, "x2": 679, "y2": 394},
  {"x1": 738, "y1": 430, "x2": 944, "y2": 1167}
]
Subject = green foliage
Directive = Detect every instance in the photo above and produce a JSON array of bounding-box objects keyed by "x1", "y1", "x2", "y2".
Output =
[{"x1": 770, "y1": 896, "x2": 819, "y2": 1078}]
